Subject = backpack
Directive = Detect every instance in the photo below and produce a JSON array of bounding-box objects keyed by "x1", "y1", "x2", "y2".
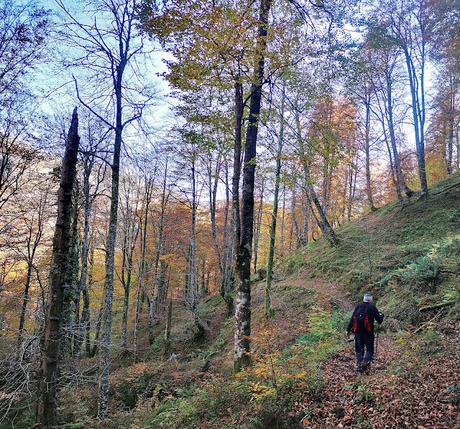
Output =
[{"x1": 352, "y1": 305, "x2": 372, "y2": 334}]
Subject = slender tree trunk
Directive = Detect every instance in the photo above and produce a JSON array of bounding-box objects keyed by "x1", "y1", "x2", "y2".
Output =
[
  {"x1": 37, "y1": 108, "x2": 80, "y2": 427},
  {"x1": 233, "y1": 82, "x2": 243, "y2": 251},
  {"x1": 231, "y1": 80, "x2": 243, "y2": 318},
  {"x1": 404, "y1": 49, "x2": 428, "y2": 195},
  {"x1": 91, "y1": 299, "x2": 104, "y2": 358},
  {"x1": 265, "y1": 82, "x2": 285, "y2": 317},
  {"x1": 222, "y1": 162, "x2": 234, "y2": 316},
  {"x1": 364, "y1": 94, "x2": 376, "y2": 211},
  {"x1": 347, "y1": 154, "x2": 358, "y2": 220},
  {"x1": 386, "y1": 75, "x2": 412, "y2": 198},
  {"x1": 295, "y1": 111, "x2": 338, "y2": 246},
  {"x1": 164, "y1": 299, "x2": 173, "y2": 359},
  {"x1": 253, "y1": 177, "x2": 265, "y2": 274},
  {"x1": 288, "y1": 177, "x2": 298, "y2": 250},
  {"x1": 446, "y1": 75, "x2": 455, "y2": 175},
  {"x1": 189, "y1": 155, "x2": 203, "y2": 337},
  {"x1": 280, "y1": 183, "x2": 286, "y2": 254},
  {"x1": 78, "y1": 161, "x2": 92, "y2": 356},
  {"x1": 200, "y1": 259, "x2": 206, "y2": 296},
  {"x1": 300, "y1": 200, "x2": 309, "y2": 245},
  {"x1": 208, "y1": 155, "x2": 223, "y2": 276},
  {"x1": 148, "y1": 160, "x2": 168, "y2": 344},
  {"x1": 98, "y1": 67, "x2": 125, "y2": 417},
  {"x1": 120, "y1": 214, "x2": 138, "y2": 351},
  {"x1": 381, "y1": 123, "x2": 399, "y2": 200},
  {"x1": 85, "y1": 237, "x2": 95, "y2": 356},
  {"x1": 234, "y1": 0, "x2": 272, "y2": 372},
  {"x1": 121, "y1": 285, "x2": 130, "y2": 350},
  {"x1": 69, "y1": 187, "x2": 80, "y2": 356},
  {"x1": 376, "y1": 67, "x2": 412, "y2": 200},
  {"x1": 133, "y1": 180, "x2": 153, "y2": 356},
  {"x1": 17, "y1": 262, "x2": 34, "y2": 352}
]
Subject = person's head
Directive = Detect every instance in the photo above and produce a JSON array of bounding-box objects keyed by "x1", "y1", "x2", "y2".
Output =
[{"x1": 363, "y1": 293, "x2": 373, "y2": 303}]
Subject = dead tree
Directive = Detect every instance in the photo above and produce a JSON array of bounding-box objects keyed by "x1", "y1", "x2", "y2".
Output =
[{"x1": 37, "y1": 108, "x2": 80, "y2": 427}]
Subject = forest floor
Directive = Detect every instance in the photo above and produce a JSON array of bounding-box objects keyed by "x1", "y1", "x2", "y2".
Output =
[{"x1": 280, "y1": 272, "x2": 460, "y2": 429}]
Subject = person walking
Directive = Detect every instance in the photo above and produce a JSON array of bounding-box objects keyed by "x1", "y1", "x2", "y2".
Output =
[{"x1": 347, "y1": 293, "x2": 384, "y2": 372}]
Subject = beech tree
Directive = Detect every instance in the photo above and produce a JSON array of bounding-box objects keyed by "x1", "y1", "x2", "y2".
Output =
[
  {"x1": 234, "y1": 0, "x2": 273, "y2": 371},
  {"x1": 264, "y1": 79, "x2": 286, "y2": 317},
  {"x1": 374, "y1": 0, "x2": 437, "y2": 195}
]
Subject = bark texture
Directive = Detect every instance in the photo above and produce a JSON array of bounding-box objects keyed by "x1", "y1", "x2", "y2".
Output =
[
  {"x1": 234, "y1": 0, "x2": 272, "y2": 372},
  {"x1": 37, "y1": 108, "x2": 80, "y2": 427}
]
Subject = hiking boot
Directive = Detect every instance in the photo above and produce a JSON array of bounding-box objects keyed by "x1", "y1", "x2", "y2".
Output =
[
  {"x1": 355, "y1": 365, "x2": 363, "y2": 373},
  {"x1": 361, "y1": 361, "x2": 370, "y2": 371}
]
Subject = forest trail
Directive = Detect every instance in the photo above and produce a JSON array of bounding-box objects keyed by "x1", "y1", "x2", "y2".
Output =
[{"x1": 272, "y1": 272, "x2": 460, "y2": 429}]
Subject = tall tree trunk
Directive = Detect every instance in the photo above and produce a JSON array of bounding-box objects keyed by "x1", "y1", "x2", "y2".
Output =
[
  {"x1": 164, "y1": 299, "x2": 173, "y2": 359},
  {"x1": 208, "y1": 154, "x2": 223, "y2": 276},
  {"x1": 381, "y1": 123, "x2": 399, "y2": 200},
  {"x1": 347, "y1": 154, "x2": 358, "y2": 221},
  {"x1": 222, "y1": 162, "x2": 234, "y2": 316},
  {"x1": 295, "y1": 111, "x2": 338, "y2": 246},
  {"x1": 385, "y1": 71, "x2": 413, "y2": 199},
  {"x1": 133, "y1": 180, "x2": 153, "y2": 356},
  {"x1": 231, "y1": 80, "x2": 243, "y2": 316},
  {"x1": 446, "y1": 74, "x2": 455, "y2": 175},
  {"x1": 37, "y1": 108, "x2": 80, "y2": 427},
  {"x1": 280, "y1": 183, "x2": 286, "y2": 254},
  {"x1": 234, "y1": 0, "x2": 272, "y2": 372},
  {"x1": 90, "y1": 298, "x2": 103, "y2": 358},
  {"x1": 252, "y1": 177, "x2": 265, "y2": 274},
  {"x1": 265, "y1": 82, "x2": 285, "y2": 317},
  {"x1": 85, "y1": 235, "x2": 95, "y2": 356},
  {"x1": 120, "y1": 208, "x2": 138, "y2": 351},
  {"x1": 148, "y1": 160, "x2": 168, "y2": 344},
  {"x1": 78, "y1": 160, "x2": 92, "y2": 356},
  {"x1": 404, "y1": 49, "x2": 428, "y2": 195},
  {"x1": 288, "y1": 177, "x2": 298, "y2": 250},
  {"x1": 17, "y1": 262, "x2": 34, "y2": 353},
  {"x1": 68, "y1": 186, "x2": 80, "y2": 356},
  {"x1": 98, "y1": 69, "x2": 125, "y2": 417},
  {"x1": 189, "y1": 154, "x2": 203, "y2": 337},
  {"x1": 364, "y1": 93, "x2": 376, "y2": 211}
]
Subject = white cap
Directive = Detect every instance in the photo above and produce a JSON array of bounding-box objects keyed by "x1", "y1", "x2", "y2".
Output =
[{"x1": 363, "y1": 293, "x2": 373, "y2": 303}]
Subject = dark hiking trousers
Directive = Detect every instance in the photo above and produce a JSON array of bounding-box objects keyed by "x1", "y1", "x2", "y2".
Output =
[{"x1": 355, "y1": 332, "x2": 374, "y2": 369}]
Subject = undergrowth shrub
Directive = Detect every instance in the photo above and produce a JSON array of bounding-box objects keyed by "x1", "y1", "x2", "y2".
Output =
[
  {"x1": 277, "y1": 249, "x2": 305, "y2": 275},
  {"x1": 381, "y1": 290, "x2": 422, "y2": 330},
  {"x1": 420, "y1": 328, "x2": 443, "y2": 355},
  {"x1": 381, "y1": 256, "x2": 439, "y2": 293},
  {"x1": 111, "y1": 363, "x2": 157, "y2": 411},
  {"x1": 345, "y1": 270, "x2": 371, "y2": 298},
  {"x1": 379, "y1": 235, "x2": 460, "y2": 329},
  {"x1": 449, "y1": 208, "x2": 460, "y2": 227},
  {"x1": 353, "y1": 382, "x2": 374, "y2": 405}
]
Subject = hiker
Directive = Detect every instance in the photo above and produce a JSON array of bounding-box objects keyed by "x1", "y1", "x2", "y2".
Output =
[{"x1": 346, "y1": 293, "x2": 384, "y2": 372}]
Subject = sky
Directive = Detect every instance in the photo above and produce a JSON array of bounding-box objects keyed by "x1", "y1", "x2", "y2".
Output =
[
  {"x1": 30, "y1": 0, "x2": 439, "y2": 175},
  {"x1": 34, "y1": 0, "x2": 175, "y2": 148}
]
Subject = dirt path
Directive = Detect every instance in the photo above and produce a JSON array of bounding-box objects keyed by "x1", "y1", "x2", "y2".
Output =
[{"x1": 282, "y1": 272, "x2": 460, "y2": 429}]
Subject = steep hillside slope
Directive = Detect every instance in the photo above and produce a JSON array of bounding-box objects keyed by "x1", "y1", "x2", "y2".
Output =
[
  {"x1": 52, "y1": 174, "x2": 460, "y2": 429},
  {"x1": 281, "y1": 171, "x2": 460, "y2": 329}
]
